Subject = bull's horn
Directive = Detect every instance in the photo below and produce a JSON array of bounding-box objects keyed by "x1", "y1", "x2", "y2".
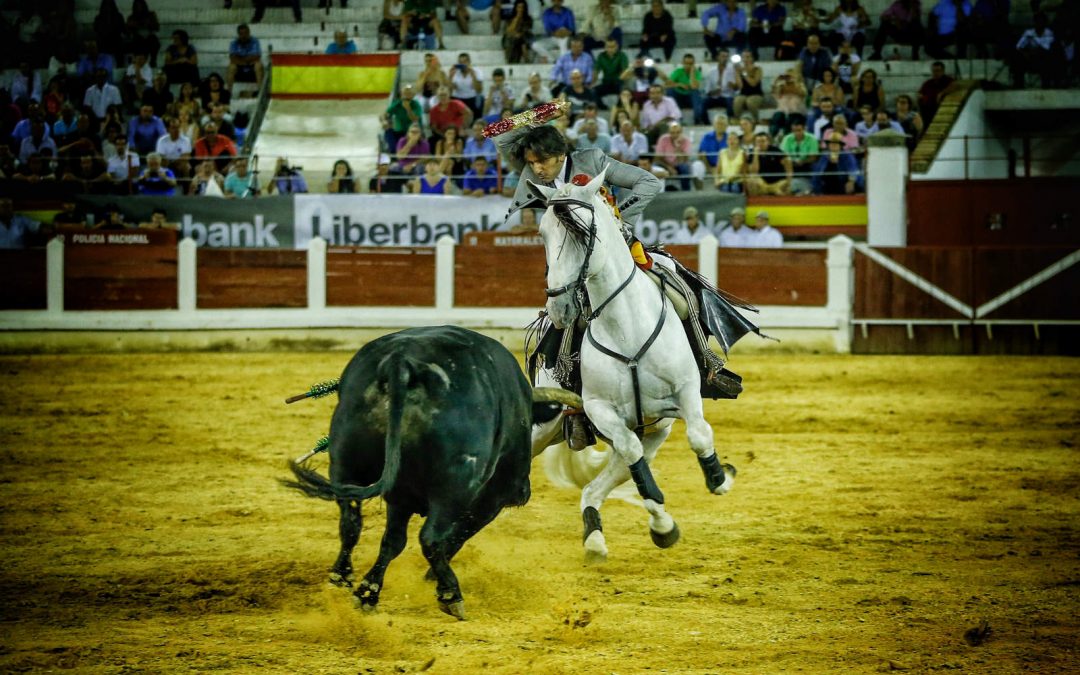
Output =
[{"x1": 532, "y1": 387, "x2": 583, "y2": 408}]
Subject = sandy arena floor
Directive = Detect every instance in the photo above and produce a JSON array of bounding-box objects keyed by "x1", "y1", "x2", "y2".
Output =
[{"x1": 0, "y1": 351, "x2": 1077, "y2": 674}]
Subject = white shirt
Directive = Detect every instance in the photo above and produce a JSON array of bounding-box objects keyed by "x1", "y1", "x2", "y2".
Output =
[
  {"x1": 450, "y1": 66, "x2": 483, "y2": 99},
  {"x1": 704, "y1": 62, "x2": 739, "y2": 97},
  {"x1": 552, "y1": 157, "x2": 569, "y2": 188},
  {"x1": 571, "y1": 117, "x2": 609, "y2": 136},
  {"x1": 610, "y1": 131, "x2": 649, "y2": 162},
  {"x1": 668, "y1": 224, "x2": 712, "y2": 244},
  {"x1": 156, "y1": 133, "x2": 193, "y2": 159},
  {"x1": 720, "y1": 223, "x2": 783, "y2": 248},
  {"x1": 83, "y1": 83, "x2": 123, "y2": 119},
  {"x1": 107, "y1": 149, "x2": 140, "y2": 182}
]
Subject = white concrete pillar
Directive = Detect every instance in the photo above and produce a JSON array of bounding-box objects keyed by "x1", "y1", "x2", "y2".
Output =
[
  {"x1": 866, "y1": 132, "x2": 909, "y2": 247},
  {"x1": 826, "y1": 235, "x2": 854, "y2": 353},
  {"x1": 435, "y1": 235, "x2": 455, "y2": 310},
  {"x1": 307, "y1": 236, "x2": 327, "y2": 310},
  {"x1": 698, "y1": 234, "x2": 718, "y2": 287},
  {"x1": 46, "y1": 237, "x2": 64, "y2": 314},
  {"x1": 177, "y1": 238, "x2": 197, "y2": 312}
]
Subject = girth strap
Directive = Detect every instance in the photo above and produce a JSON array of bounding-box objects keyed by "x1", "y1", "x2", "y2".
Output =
[{"x1": 585, "y1": 275, "x2": 668, "y2": 437}]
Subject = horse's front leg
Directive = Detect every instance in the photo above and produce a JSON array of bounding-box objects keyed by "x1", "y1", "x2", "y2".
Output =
[
  {"x1": 677, "y1": 386, "x2": 737, "y2": 495},
  {"x1": 586, "y1": 402, "x2": 679, "y2": 550}
]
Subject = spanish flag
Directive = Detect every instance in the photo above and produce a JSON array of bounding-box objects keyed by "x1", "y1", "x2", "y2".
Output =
[{"x1": 270, "y1": 53, "x2": 399, "y2": 99}]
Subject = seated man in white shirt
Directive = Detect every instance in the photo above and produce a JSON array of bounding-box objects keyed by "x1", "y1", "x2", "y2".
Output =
[
  {"x1": 668, "y1": 206, "x2": 713, "y2": 244},
  {"x1": 610, "y1": 120, "x2": 648, "y2": 163},
  {"x1": 155, "y1": 117, "x2": 194, "y2": 182},
  {"x1": 720, "y1": 208, "x2": 783, "y2": 247},
  {"x1": 106, "y1": 137, "x2": 141, "y2": 187}
]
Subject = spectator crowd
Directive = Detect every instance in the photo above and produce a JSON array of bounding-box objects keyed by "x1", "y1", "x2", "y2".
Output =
[{"x1": 0, "y1": 0, "x2": 1075, "y2": 216}]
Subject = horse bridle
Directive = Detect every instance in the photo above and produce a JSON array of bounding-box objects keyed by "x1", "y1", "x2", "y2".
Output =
[
  {"x1": 543, "y1": 198, "x2": 635, "y2": 323},
  {"x1": 543, "y1": 196, "x2": 665, "y2": 438}
]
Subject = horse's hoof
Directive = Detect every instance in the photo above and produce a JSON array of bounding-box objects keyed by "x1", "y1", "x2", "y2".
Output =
[
  {"x1": 439, "y1": 600, "x2": 467, "y2": 621},
  {"x1": 650, "y1": 522, "x2": 680, "y2": 549},
  {"x1": 584, "y1": 548, "x2": 607, "y2": 565},
  {"x1": 328, "y1": 571, "x2": 354, "y2": 588},
  {"x1": 712, "y1": 464, "x2": 737, "y2": 495}
]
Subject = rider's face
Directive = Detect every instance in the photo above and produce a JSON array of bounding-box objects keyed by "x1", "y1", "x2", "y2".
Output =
[{"x1": 525, "y1": 151, "x2": 565, "y2": 182}]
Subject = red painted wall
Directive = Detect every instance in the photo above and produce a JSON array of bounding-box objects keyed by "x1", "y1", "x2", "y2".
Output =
[{"x1": 907, "y1": 179, "x2": 1079, "y2": 246}]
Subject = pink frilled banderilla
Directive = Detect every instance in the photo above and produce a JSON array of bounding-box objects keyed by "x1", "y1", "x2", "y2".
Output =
[{"x1": 482, "y1": 99, "x2": 570, "y2": 138}]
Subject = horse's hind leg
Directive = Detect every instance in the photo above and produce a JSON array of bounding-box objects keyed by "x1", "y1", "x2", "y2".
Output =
[
  {"x1": 355, "y1": 502, "x2": 411, "y2": 612},
  {"x1": 678, "y1": 388, "x2": 736, "y2": 495},
  {"x1": 330, "y1": 498, "x2": 362, "y2": 587}
]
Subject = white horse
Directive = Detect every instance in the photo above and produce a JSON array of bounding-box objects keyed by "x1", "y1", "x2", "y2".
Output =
[{"x1": 526, "y1": 170, "x2": 736, "y2": 563}]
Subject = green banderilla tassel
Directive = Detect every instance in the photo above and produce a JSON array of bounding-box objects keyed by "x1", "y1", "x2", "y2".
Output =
[
  {"x1": 294, "y1": 435, "x2": 330, "y2": 464},
  {"x1": 284, "y1": 378, "x2": 340, "y2": 404}
]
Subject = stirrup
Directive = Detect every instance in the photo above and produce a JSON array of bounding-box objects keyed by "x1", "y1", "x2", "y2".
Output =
[
  {"x1": 563, "y1": 412, "x2": 595, "y2": 451},
  {"x1": 701, "y1": 352, "x2": 743, "y2": 399}
]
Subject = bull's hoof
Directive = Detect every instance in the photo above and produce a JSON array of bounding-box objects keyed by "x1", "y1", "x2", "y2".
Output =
[
  {"x1": 424, "y1": 567, "x2": 436, "y2": 582},
  {"x1": 328, "y1": 571, "x2": 354, "y2": 588},
  {"x1": 650, "y1": 522, "x2": 681, "y2": 549},
  {"x1": 354, "y1": 580, "x2": 380, "y2": 611},
  {"x1": 439, "y1": 600, "x2": 467, "y2": 621}
]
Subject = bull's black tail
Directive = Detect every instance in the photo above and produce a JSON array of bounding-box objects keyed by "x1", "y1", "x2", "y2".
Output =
[{"x1": 281, "y1": 354, "x2": 426, "y2": 503}]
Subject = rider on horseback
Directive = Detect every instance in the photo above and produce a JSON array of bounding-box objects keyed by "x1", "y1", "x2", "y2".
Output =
[{"x1": 493, "y1": 104, "x2": 761, "y2": 450}]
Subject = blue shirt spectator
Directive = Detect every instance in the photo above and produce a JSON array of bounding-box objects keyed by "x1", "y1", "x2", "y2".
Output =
[
  {"x1": 552, "y1": 42, "x2": 595, "y2": 86},
  {"x1": 812, "y1": 142, "x2": 862, "y2": 195},
  {"x1": 463, "y1": 133, "x2": 498, "y2": 164},
  {"x1": 930, "y1": 0, "x2": 972, "y2": 36},
  {"x1": 76, "y1": 47, "x2": 117, "y2": 82},
  {"x1": 325, "y1": 31, "x2": 358, "y2": 54},
  {"x1": 462, "y1": 165, "x2": 499, "y2": 195},
  {"x1": 751, "y1": 1, "x2": 786, "y2": 26},
  {"x1": 0, "y1": 200, "x2": 40, "y2": 249},
  {"x1": 136, "y1": 159, "x2": 178, "y2": 196},
  {"x1": 698, "y1": 126, "x2": 729, "y2": 168},
  {"x1": 229, "y1": 33, "x2": 262, "y2": 60},
  {"x1": 542, "y1": 1, "x2": 576, "y2": 36},
  {"x1": 701, "y1": 3, "x2": 747, "y2": 35},
  {"x1": 11, "y1": 117, "x2": 51, "y2": 146},
  {"x1": 127, "y1": 106, "x2": 167, "y2": 156}
]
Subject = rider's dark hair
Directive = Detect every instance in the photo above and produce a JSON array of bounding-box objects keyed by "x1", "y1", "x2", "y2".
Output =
[{"x1": 510, "y1": 125, "x2": 571, "y2": 166}]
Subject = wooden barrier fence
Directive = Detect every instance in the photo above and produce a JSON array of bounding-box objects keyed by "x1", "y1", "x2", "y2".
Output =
[{"x1": 0, "y1": 233, "x2": 854, "y2": 352}]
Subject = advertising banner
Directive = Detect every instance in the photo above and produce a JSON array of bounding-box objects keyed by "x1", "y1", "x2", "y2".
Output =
[
  {"x1": 292, "y1": 194, "x2": 514, "y2": 248},
  {"x1": 77, "y1": 189, "x2": 746, "y2": 250},
  {"x1": 74, "y1": 195, "x2": 296, "y2": 248}
]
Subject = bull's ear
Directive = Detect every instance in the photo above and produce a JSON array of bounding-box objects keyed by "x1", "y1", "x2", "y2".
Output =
[
  {"x1": 583, "y1": 166, "x2": 608, "y2": 196},
  {"x1": 525, "y1": 180, "x2": 557, "y2": 205}
]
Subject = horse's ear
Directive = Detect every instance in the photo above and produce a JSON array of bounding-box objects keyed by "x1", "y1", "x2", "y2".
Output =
[
  {"x1": 583, "y1": 166, "x2": 608, "y2": 196},
  {"x1": 525, "y1": 180, "x2": 557, "y2": 205}
]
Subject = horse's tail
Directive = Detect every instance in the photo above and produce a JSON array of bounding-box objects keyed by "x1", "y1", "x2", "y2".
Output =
[
  {"x1": 542, "y1": 443, "x2": 639, "y2": 505},
  {"x1": 282, "y1": 354, "x2": 419, "y2": 502}
]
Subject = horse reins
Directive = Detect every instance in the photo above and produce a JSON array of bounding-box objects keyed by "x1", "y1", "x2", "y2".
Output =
[{"x1": 546, "y1": 197, "x2": 669, "y2": 438}]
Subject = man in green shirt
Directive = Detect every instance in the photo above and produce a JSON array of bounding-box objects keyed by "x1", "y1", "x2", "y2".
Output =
[
  {"x1": 666, "y1": 53, "x2": 707, "y2": 124},
  {"x1": 593, "y1": 38, "x2": 629, "y2": 101},
  {"x1": 780, "y1": 114, "x2": 819, "y2": 194},
  {"x1": 383, "y1": 84, "x2": 424, "y2": 157}
]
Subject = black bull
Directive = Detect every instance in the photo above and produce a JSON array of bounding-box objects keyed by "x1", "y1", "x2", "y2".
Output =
[{"x1": 283, "y1": 326, "x2": 570, "y2": 620}]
